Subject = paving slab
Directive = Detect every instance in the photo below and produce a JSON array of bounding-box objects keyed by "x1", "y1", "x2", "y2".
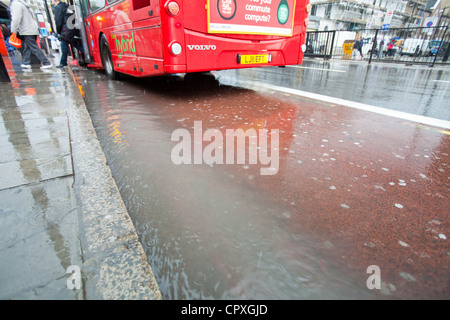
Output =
[{"x1": 0, "y1": 55, "x2": 162, "y2": 300}]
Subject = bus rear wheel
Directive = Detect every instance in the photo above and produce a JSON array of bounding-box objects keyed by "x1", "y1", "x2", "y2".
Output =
[{"x1": 100, "y1": 34, "x2": 119, "y2": 80}]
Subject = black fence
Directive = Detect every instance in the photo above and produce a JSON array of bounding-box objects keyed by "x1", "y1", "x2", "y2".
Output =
[
  {"x1": 305, "y1": 26, "x2": 450, "y2": 67},
  {"x1": 304, "y1": 30, "x2": 336, "y2": 59}
]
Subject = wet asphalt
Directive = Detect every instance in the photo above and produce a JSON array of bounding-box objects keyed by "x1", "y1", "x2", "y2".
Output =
[
  {"x1": 71, "y1": 58, "x2": 449, "y2": 299},
  {"x1": 217, "y1": 59, "x2": 450, "y2": 121}
]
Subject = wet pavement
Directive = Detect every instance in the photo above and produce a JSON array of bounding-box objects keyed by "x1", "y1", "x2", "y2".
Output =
[
  {"x1": 0, "y1": 55, "x2": 161, "y2": 299},
  {"x1": 73, "y1": 61, "x2": 449, "y2": 299},
  {"x1": 216, "y1": 59, "x2": 450, "y2": 121}
]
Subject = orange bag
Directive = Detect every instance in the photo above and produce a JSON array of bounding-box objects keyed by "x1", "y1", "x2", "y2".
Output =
[{"x1": 9, "y1": 33, "x2": 22, "y2": 48}]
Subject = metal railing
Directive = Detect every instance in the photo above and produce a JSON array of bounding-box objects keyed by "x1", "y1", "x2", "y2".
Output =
[
  {"x1": 304, "y1": 30, "x2": 336, "y2": 60},
  {"x1": 305, "y1": 26, "x2": 450, "y2": 67}
]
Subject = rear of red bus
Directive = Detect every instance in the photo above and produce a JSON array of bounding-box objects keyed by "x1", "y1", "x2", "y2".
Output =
[
  {"x1": 81, "y1": 0, "x2": 310, "y2": 78},
  {"x1": 162, "y1": 0, "x2": 310, "y2": 75}
]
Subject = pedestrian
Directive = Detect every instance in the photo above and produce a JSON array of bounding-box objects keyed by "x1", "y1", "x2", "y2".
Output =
[
  {"x1": 10, "y1": 0, "x2": 52, "y2": 69},
  {"x1": 387, "y1": 40, "x2": 395, "y2": 57},
  {"x1": 52, "y1": 0, "x2": 84, "y2": 68},
  {"x1": 354, "y1": 37, "x2": 364, "y2": 60}
]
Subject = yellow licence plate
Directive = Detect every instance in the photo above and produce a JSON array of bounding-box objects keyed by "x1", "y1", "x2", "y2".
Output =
[{"x1": 240, "y1": 54, "x2": 269, "y2": 64}]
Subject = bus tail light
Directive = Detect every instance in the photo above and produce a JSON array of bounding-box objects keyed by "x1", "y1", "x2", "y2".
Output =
[
  {"x1": 306, "y1": 4, "x2": 311, "y2": 13},
  {"x1": 170, "y1": 42, "x2": 182, "y2": 56},
  {"x1": 167, "y1": 1, "x2": 180, "y2": 16}
]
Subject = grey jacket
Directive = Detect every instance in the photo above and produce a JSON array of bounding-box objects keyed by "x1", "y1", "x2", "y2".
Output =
[{"x1": 10, "y1": 0, "x2": 39, "y2": 36}]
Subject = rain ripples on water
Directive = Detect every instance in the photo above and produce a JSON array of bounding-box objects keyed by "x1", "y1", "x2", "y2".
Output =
[{"x1": 77, "y1": 68, "x2": 449, "y2": 300}]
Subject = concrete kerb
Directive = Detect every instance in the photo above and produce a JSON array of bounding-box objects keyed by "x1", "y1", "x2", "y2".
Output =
[{"x1": 65, "y1": 66, "x2": 162, "y2": 300}]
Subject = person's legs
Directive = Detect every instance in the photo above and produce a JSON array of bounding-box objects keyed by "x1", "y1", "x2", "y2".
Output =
[
  {"x1": 74, "y1": 42, "x2": 84, "y2": 57},
  {"x1": 59, "y1": 39, "x2": 69, "y2": 66},
  {"x1": 21, "y1": 37, "x2": 32, "y2": 65},
  {"x1": 73, "y1": 41, "x2": 86, "y2": 65},
  {"x1": 24, "y1": 35, "x2": 51, "y2": 66}
]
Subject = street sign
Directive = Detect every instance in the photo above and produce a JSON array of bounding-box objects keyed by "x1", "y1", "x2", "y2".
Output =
[
  {"x1": 382, "y1": 4, "x2": 395, "y2": 30},
  {"x1": 423, "y1": 17, "x2": 438, "y2": 28},
  {"x1": 423, "y1": 17, "x2": 438, "y2": 35}
]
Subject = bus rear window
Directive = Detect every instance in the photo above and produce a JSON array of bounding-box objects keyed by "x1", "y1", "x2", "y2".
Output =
[
  {"x1": 133, "y1": 0, "x2": 150, "y2": 10},
  {"x1": 89, "y1": 0, "x2": 106, "y2": 12}
]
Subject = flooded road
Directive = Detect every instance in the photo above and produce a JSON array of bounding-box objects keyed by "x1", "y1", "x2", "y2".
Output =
[{"x1": 73, "y1": 64, "x2": 449, "y2": 300}]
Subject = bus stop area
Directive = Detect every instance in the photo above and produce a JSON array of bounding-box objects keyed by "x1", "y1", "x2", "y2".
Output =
[
  {"x1": 305, "y1": 26, "x2": 450, "y2": 67},
  {"x1": 0, "y1": 54, "x2": 162, "y2": 299}
]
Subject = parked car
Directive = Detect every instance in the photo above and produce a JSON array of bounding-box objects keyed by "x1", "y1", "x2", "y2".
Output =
[
  {"x1": 437, "y1": 41, "x2": 450, "y2": 57},
  {"x1": 400, "y1": 38, "x2": 426, "y2": 56},
  {"x1": 360, "y1": 37, "x2": 374, "y2": 55},
  {"x1": 423, "y1": 40, "x2": 450, "y2": 56},
  {"x1": 422, "y1": 40, "x2": 438, "y2": 56}
]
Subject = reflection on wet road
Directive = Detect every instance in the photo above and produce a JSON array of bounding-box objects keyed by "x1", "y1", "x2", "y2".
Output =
[
  {"x1": 75, "y1": 66, "x2": 449, "y2": 299},
  {"x1": 216, "y1": 60, "x2": 450, "y2": 121}
]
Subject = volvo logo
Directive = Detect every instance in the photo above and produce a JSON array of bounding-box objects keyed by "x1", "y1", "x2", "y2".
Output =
[{"x1": 187, "y1": 45, "x2": 217, "y2": 51}]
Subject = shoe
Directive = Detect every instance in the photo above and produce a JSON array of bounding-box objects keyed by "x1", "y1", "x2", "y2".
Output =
[
  {"x1": 56, "y1": 64, "x2": 67, "y2": 68},
  {"x1": 21, "y1": 64, "x2": 32, "y2": 68},
  {"x1": 41, "y1": 63, "x2": 53, "y2": 69}
]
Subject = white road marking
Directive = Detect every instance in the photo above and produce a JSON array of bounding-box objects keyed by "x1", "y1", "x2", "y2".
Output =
[
  {"x1": 287, "y1": 65, "x2": 347, "y2": 73},
  {"x1": 243, "y1": 81, "x2": 450, "y2": 130},
  {"x1": 432, "y1": 80, "x2": 450, "y2": 83}
]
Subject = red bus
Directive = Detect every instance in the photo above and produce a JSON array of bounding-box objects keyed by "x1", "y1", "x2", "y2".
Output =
[{"x1": 74, "y1": 0, "x2": 310, "y2": 79}]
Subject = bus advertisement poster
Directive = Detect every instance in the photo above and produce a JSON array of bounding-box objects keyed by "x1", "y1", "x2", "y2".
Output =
[{"x1": 207, "y1": 0, "x2": 296, "y2": 36}]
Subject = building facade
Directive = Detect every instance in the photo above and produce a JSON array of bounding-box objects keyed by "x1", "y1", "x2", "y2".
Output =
[
  {"x1": 1, "y1": 0, "x2": 52, "y2": 32},
  {"x1": 1, "y1": 0, "x2": 48, "y2": 13},
  {"x1": 427, "y1": 0, "x2": 450, "y2": 28},
  {"x1": 309, "y1": 0, "x2": 431, "y2": 31}
]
